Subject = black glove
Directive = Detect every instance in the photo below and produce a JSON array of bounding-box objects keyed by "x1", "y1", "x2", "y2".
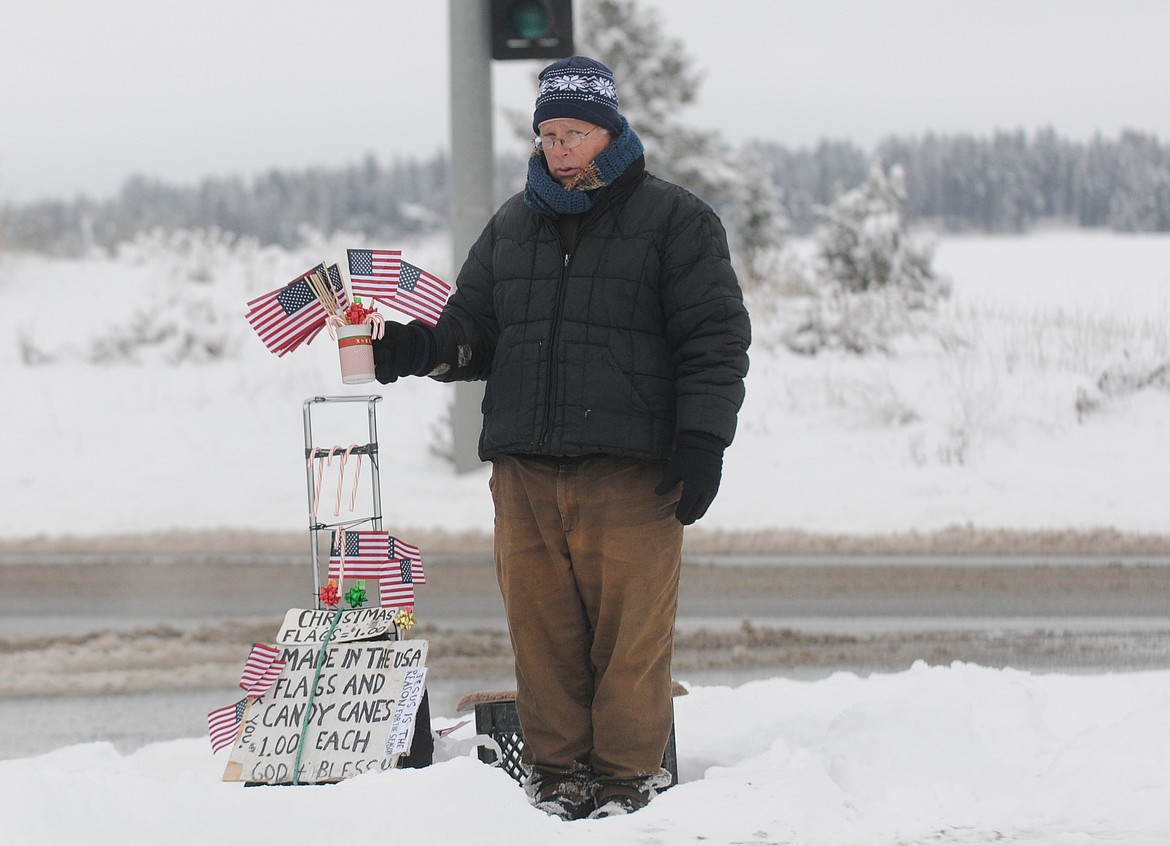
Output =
[
  {"x1": 372, "y1": 322, "x2": 435, "y2": 383},
  {"x1": 654, "y1": 432, "x2": 725, "y2": 526}
]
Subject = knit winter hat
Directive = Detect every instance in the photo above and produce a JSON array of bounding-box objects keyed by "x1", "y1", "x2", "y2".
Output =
[{"x1": 532, "y1": 56, "x2": 623, "y2": 135}]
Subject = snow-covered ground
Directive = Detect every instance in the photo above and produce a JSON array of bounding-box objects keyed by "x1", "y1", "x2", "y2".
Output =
[
  {"x1": 1, "y1": 664, "x2": 1168, "y2": 844},
  {"x1": 2, "y1": 229, "x2": 1169, "y2": 843}
]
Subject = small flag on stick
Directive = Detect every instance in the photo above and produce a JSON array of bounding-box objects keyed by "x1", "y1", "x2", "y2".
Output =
[
  {"x1": 207, "y1": 699, "x2": 248, "y2": 753},
  {"x1": 347, "y1": 249, "x2": 402, "y2": 302},
  {"x1": 389, "y1": 535, "x2": 426, "y2": 585},
  {"x1": 378, "y1": 557, "x2": 416, "y2": 609},
  {"x1": 328, "y1": 531, "x2": 426, "y2": 589},
  {"x1": 245, "y1": 263, "x2": 349, "y2": 355},
  {"x1": 238, "y1": 643, "x2": 285, "y2": 698},
  {"x1": 346, "y1": 250, "x2": 450, "y2": 326},
  {"x1": 389, "y1": 261, "x2": 451, "y2": 326}
]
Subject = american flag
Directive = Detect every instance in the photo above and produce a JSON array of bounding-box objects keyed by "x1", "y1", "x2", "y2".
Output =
[
  {"x1": 326, "y1": 263, "x2": 352, "y2": 310},
  {"x1": 238, "y1": 643, "x2": 285, "y2": 697},
  {"x1": 327, "y1": 531, "x2": 425, "y2": 610},
  {"x1": 347, "y1": 249, "x2": 402, "y2": 302},
  {"x1": 389, "y1": 535, "x2": 426, "y2": 585},
  {"x1": 245, "y1": 264, "x2": 337, "y2": 356},
  {"x1": 386, "y1": 261, "x2": 451, "y2": 326},
  {"x1": 328, "y1": 531, "x2": 425, "y2": 584},
  {"x1": 328, "y1": 530, "x2": 392, "y2": 578},
  {"x1": 378, "y1": 557, "x2": 416, "y2": 609},
  {"x1": 208, "y1": 699, "x2": 248, "y2": 753}
]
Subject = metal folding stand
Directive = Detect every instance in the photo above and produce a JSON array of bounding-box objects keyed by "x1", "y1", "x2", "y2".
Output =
[
  {"x1": 300, "y1": 394, "x2": 434, "y2": 767},
  {"x1": 302, "y1": 395, "x2": 383, "y2": 610}
]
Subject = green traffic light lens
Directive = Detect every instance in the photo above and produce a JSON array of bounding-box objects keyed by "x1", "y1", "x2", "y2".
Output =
[{"x1": 509, "y1": 0, "x2": 551, "y2": 39}]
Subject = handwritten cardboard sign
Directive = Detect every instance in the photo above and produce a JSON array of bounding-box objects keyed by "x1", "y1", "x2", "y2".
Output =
[
  {"x1": 385, "y1": 667, "x2": 428, "y2": 758},
  {"x1": 276, "y1": 607, "x2": 401, "y2": 645},
  {"x1": 222, "y1": 639, "x2": 428, "y2": 784}
]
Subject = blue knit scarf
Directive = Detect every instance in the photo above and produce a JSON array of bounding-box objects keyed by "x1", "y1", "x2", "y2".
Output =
[{"x1": 523, "y1": 117, "x2": 644, "y2": 218}]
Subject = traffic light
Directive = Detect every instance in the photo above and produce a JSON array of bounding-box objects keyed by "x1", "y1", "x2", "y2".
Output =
[{"x1": 490, "y1": 0, "x2": 574, "y2": 61}]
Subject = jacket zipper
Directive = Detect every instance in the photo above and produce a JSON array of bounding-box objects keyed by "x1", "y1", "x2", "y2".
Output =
[
  {"x1": 534, "y1": 179, "x2": 633, "y2": 449},
  {"x1": 538, "y1": 249, "x2": 572, "y2": 447}
]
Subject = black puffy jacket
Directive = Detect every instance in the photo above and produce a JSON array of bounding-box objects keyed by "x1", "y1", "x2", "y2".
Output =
[{"x1": 428, "y1": 156, "x2": 751, "y2": 462}]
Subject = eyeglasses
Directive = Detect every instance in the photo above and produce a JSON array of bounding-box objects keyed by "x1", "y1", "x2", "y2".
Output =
[{"x1": 534, "y1": 128, "x2": 600, "y2": 152}]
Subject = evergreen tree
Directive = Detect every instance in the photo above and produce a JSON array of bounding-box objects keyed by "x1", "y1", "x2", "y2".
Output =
[
  {"x1": 576, "y1": 0, "x2": 797, "y2": 282},
  {"x1": 6, "y1": 107, "x2": 1170, "y2": 256},
  {"x1": 748, "y1": 138, "x2": 868, "y2": 233},
  {"x1": 1073, "y1": 134, "x2": 1116, "y2": 228},
  {"x1": 783, "y1": 163, "x2": 948, "y2": 356},
  {"x1": 815, "y1": 162, "x2": 942, "y2": 305},
  {"x1": 724, "y1": 149, "x2": 790, "y2": 289},
  {"x1": 1030, "y1": 127, "x2": 1076, "y2": 219},
  {"x1": 1110, "y1": 131, "x2": 1170, "y2": 231},
  {"x1": 578, "y1": 0, "x2": 737, "y2": 209}
]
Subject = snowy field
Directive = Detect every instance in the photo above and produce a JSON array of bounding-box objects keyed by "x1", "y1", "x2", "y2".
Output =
[
  {"x1": 2, "y1": 229, "x2": 1169, "y2": 843},
  {"x1": 1, "y1": 228, "x2": 1168, "y2": 542}
]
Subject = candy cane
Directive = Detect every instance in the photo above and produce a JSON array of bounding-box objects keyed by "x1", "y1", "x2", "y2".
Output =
[
  {"x1": 348, "y1": 448, "x2": 363, "y2": 512},
  {"x1": 365, "y1": 311, "x2": 385, "y2": 340},
  {"x1": 309, "y1": 448, "x2": 333, "y2": 522},
  {"x1": 334, "y1": 526, "x2": 347, "y2": 589},
  {"x1": 325, "y1": 314, "x2": 348, "y2": 339},
  {"x1": 334, "y1": 443, "x2": 361, "y2": 517},
  {"x1": 318, "y1": 446, "x2": 341, "y2": 519}
]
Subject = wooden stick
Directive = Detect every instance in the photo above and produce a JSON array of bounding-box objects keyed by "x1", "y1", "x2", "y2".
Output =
[
  {"x1": 306, "y1": 269, "x2": 342, "y2": 315},
  {"x1": 334, "y1": 262, "x2": 355, "y2": 308}
]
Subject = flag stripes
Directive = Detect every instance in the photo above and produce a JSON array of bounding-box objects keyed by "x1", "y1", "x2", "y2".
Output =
[
  {"x1": 245, "y1": 263, "x2": 346, "y2": 356},
  {"x1": 348, "y1": 249, "x2": 402, "y2": 303},
  {"x1": 207, "y1": 699, "x2": 248, "y2": 753},
  {"x1": 327, "y1": 529, "x2": 425, "y2": 608},
  {"x1": 239, "y1": 643, "x2": 285, "y2": 697},
  {"x1": 391, "y1": 261, "x2": 451, "y2": 326},
  {"x1": 245, "y1": 252, "x2": 449, "y2": 355}
]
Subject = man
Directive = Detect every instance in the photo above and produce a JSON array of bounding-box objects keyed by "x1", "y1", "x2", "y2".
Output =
[{"x1": 373, "y1": 56, "x2": 750, "y2": 819}]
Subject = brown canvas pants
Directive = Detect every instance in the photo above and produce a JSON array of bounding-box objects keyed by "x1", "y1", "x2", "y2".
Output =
[{"x1": 489, "y1": 454, "x2": 683, "y2": 787}]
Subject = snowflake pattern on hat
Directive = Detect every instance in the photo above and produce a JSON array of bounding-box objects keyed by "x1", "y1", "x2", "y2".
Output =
[
  {"x1": 539, "y1": 73, "x2": 618, "y2": 102},
  {"x1": 533, "y1": 56, "x2": 623, "y2": 135}
]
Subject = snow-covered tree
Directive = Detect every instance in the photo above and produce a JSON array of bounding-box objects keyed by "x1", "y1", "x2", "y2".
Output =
[
  {"x1": 576, "y1": 0, "x2": 738, "y2": 209},
  {"x1": 815, "y1": 162, "x2": 945, "y2": 306},
  {"x1": 784, "y1": 162, "x2": 949, "y2": 355},
  {"x1": 1109, "y1": 131, "x2": 1170, "y2": 232},
  {"x1": 577, "y1": 0, "x2": 803, "y2": 289},
  {"x1": 724, "y1": 150, "x2": 790, "y2": 289}
]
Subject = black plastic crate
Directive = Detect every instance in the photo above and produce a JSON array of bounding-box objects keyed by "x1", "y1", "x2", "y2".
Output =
[{"x1": 470, "y1": 696, "x2": 678, "y2": 788}]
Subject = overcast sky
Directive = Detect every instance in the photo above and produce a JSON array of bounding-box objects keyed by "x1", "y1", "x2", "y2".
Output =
[{"x1": 3, "y1": 0, "x2": 1168, "y2": 203}]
